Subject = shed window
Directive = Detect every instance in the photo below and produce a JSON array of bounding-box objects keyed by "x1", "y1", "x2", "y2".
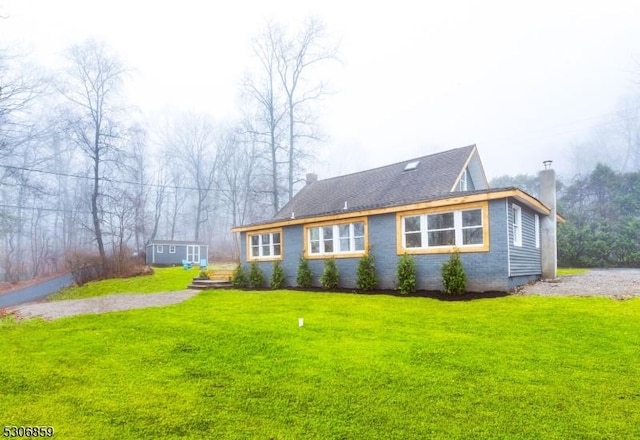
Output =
[
  {"x1": 157, "y1": 245, "x2": 164, "y2": 253},
  {"x1": 169, "y1": 245, "x2": 176, "y2": 254}
]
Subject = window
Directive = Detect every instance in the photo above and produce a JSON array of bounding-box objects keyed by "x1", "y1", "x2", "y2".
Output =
[
  {"x1": 169, "y1": 245, "x2": 176, "y2": 254},
  {"x1": 458, "y1": 168, "x2": 468, "y2": 191},
  {"x1": 307, "y1": 221, "x2": 366, "y2": 256},
  {"x1": 456, "y1": 167, "x2": 475, "y2": 191},
  {"x1": 248, "y1": 231, "x2": 281, "y2": 260},
  {"x1": 401, "y1": 207, "x2": 485, "y2": 251},
  {"x1": 534, "y1": 214, "x2": 540, "y2": 249},
  {"x1": 157, "y1": 245, "x2": 164, "y2": 253},
  {"x1": 512, "y1": 204, "x2": 522, "y2": 247}
]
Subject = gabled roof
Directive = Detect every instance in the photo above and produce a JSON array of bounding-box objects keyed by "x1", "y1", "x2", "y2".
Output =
[{"x1": 273, "y1": 144, "x2": 480, "y2": 221}]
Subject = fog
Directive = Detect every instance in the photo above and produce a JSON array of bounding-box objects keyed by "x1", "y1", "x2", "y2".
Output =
[{"x1": 3, "y1": 0, "x2": 640, "y2": 180}]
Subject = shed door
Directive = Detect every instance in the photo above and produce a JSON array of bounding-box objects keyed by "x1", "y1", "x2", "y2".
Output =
[{"x1": 186, "y1": 245, "x2": 200, "y2": 263}]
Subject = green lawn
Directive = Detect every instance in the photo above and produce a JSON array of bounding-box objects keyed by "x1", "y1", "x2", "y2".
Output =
[
  {"x1": 49, "y1": 266, "x2": 220, "y2": 300},
  {"x1": 557, "y1": 268, "x2": 589, "y2": 276},
  {"x1": 1, "y1": 290, "x2": 639, "y2": 439}
]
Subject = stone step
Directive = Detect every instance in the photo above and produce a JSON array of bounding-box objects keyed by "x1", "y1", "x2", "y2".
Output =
[{"x1": 188, "y1": 279, "x2": 233, "y2": 290}]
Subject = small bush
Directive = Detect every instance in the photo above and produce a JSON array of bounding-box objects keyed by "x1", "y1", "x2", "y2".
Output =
[
  {"x1": 198, "y1": 270, "x2": 209, "y2": 279},
  {"x1": 231, "y1": 264, "x2": 248, "y2": 288},
  {"x1": 270, "y1": 260, "x2": 286, "y2": 289},
  {"x1": 320, "y1": 258, "x2": 340, "y2": 289},
  {"x1": 296, "y1": 256, "x2": 313, "y2": 288},
  {"x1": 396, "y1": 253, "x2": 417, "y2": 295},
  {"x1": 248, "y1": 262, "x2": 264, "y2": 289},
  {"x1": 441, "y1": 250, "x2": 467, "y2": 295},
  {"x1": 357, "y1": 252, "x2": 377, "y2": 291}
]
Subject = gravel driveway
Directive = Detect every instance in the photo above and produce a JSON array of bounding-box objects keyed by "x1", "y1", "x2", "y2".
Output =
[
  {"x1": 518, "y1": 268, "x2": 640, "y2": 298},
  {"x1": 4, "y1": 290, "x2": 199, "y2": 321}
]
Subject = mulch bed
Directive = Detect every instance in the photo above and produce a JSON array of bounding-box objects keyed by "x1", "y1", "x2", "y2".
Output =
[{"x1": 237, "y1": 286, "x2": 510, "y2": 301}]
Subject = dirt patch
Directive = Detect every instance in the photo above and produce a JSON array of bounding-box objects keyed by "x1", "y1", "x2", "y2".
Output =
[
  {"x1": 517, "y1": 268, "x2": 640, "y2": 298},
  {"x1": 4, "y1": 290, "x2": 199, "y2": 321}
]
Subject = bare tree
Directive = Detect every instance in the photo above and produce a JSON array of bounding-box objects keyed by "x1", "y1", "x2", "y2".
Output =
[
  {"x1": 59, "y1": 39, "x2": 129, "y2": 262},
  {"x1": 161, "y1": 112, "x2": 219, "y2": 241},
  {"x1": 243, "y1": 18, "x2": 339, "y2": 214},
  {"x1": 243, "y1": 22, "x2": 288, "y2": 215},
  {"x1": 274, "y1": 17, "x2": 339, "y2": 201}
]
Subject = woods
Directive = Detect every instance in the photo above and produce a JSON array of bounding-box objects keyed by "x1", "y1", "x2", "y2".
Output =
[
  {"x1": 492, "y1": 163, "x2": 640, "y2": 268},
  {"x1": 0, "y1": 19, "x2": 338, "y2": 282}
]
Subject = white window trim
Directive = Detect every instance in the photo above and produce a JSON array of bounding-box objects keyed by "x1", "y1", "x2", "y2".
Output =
[
  {"x1": 308, "y1": 222, "x2": 365, "y2": 256},
  {"x1": 401, "y1": 208, "x2": 483, "y2": 250},
  {"x1": 513, "y1": 204, "x2": 523, "y2": 247},
  {"x1": 534, "y1": 214, "x2": 540, "y2": 249},
  {"x1": 169, "y1": 245, "x2": 176, "y2": 254},
  {"x1": 157, "y1": 245, "x2": 164, "y2": 253},
  {"x1": 248, "y1": 231, "x2": 282, "y2": 260},
  {"x1": 459, "y1": 168, "x2": 468, "y2": 191}
]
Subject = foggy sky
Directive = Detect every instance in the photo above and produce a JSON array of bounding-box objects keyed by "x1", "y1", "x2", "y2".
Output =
[{"x1": 2, "y1": 0, "x2": 640, "y2": 180}]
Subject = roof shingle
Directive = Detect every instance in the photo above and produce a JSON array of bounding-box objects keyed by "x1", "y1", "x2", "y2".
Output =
[{"x1": 273, "y1": 145, "x2": 477, "y2": 221}]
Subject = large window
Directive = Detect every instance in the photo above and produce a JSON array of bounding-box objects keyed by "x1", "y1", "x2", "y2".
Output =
[
  {"x1": 400, "y1": 206, "x2": 485, "y2": 252},
  {"x1": 307, "y1": 221, "x2": 365, "y2": 256},
  {"x1": 248, "y1": 230, "x2": 282, "y2": 260}
]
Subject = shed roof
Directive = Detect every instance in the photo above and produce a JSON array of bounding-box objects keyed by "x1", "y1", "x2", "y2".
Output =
[
  {"x1": 147, "y1": 240, "x2": 207, "y2": 246},
  {"x1": 273, "y1": 144, "x2": 478, "y2": 221}
]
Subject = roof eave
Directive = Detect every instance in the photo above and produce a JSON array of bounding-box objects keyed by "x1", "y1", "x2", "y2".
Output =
[{"x1": 231, "y1": 188, "x2": 553, "y2": 233}]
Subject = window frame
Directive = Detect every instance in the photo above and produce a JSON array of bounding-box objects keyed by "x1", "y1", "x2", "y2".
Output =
[
  {"x1": 169, "y1": 245, "x2": 176, "y2": 254},
  {"x1": 156, "y1": 245, "x2": 164, "y2": 254},
  {"x1": 396, "y1": 202, "x2": 489, "y2": 254},
  {"x1": 246, "y1": 228, "x2": 283, "y2": 261},
  {"x1": 304, "y1": 217, "x2": 368, "y2": 259},
  {"x1": 512, "y1": 204, "x2": 523, "y2": 247}
]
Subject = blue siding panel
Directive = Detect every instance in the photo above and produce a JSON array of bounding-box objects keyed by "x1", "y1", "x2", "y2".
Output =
[{"x1": 507, "y1": 199, "x2": 542, "y2": 277}]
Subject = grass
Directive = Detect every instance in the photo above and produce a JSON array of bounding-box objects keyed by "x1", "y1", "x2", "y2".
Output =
[
  {"x1": 557, "y1": 268, "x2": 589, "y2": 276},
  {"x1": 1, "y1": 289, "x2": 639, "y2": 439},
  {"x1": 49, "y1": 266, "x2": 231, "y2": 301}
]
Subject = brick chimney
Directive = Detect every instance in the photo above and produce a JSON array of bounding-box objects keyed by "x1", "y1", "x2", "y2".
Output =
[
  {"x1": 539, "y1": 160, "x2": 557, "y2": 279},
  {"x1": 306, "y1": 173, "x2": 318, "y2": 185}
]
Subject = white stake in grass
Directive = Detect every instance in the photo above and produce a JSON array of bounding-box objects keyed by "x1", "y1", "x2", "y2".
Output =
[{"x1": 298, "y1": 317, "x2": 304, "y2": 327}]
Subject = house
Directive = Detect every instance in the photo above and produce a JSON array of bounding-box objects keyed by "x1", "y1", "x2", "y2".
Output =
[
  {"x1": 231, "y1": 145, "x2": 560, "y2": 292},
  {"x1": 145, "y1": 240, "x2": 208, "y2": 266}
]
